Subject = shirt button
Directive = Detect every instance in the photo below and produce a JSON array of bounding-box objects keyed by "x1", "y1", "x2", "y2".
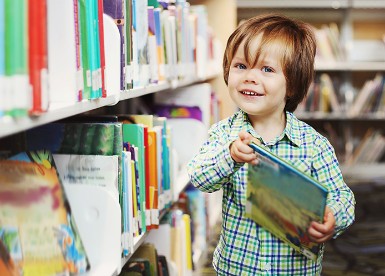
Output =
[{"x1": 264, "y1": 263, "x2": 271, "y2": 271}]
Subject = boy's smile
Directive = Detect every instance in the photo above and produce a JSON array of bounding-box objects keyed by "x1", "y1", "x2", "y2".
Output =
[{"x1": 227, "y1": 36, "x2": 287, "y2": 129}]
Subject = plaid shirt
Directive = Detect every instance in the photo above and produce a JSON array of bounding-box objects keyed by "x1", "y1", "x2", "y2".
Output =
[{"x1": 187, "y1": 110, "x2": 355, "y2": 275}]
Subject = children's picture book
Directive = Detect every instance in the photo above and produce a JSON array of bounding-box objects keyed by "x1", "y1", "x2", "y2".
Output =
[
  {"x1": 1, "y1": 150, "x2": 90, "y2": 275},
  {"x1": 245, "y1": 142, "x2": 328, "y2": 261}
]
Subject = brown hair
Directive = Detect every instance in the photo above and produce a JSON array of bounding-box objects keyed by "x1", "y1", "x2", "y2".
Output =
[{"x1": 223, "y1": 14, "x2": 316, "y2": 112}]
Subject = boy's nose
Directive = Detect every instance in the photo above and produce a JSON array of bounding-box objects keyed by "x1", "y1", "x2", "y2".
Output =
[{"x1": 244, "y1": 69, "x2": 259, "y2": 84}]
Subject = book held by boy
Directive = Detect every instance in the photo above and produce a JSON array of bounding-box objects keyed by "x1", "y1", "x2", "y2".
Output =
[{"x1": 245, "y1": 142, "x2": 328, "y2": 261}]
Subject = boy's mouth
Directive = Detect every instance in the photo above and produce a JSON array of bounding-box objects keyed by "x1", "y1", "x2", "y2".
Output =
[{"x1": 240, "y1": 90, "x2": 264, "y2": 96}]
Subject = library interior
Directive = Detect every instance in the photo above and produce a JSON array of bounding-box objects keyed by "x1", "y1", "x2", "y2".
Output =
[{"x1": 0, "y1": 0, "x2": 384, "y2": 275}]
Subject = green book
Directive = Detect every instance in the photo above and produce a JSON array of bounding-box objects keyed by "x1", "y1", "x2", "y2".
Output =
[
  {"x1": 78, "y1": 0, "x2": 91, "y2": 100},
  {"x1": 4, "y1": 0, "x2": 28, "y2": 117},
  {"x1": 245, "y1": 142, "x2": 328, "y2": 261}
]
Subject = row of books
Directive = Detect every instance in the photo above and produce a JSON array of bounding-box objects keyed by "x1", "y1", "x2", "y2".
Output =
[
  {"x1": 0, "y1": 113, "x2": 187, "y2": 274},
  {"x1": 315, "y1": 23, "x2": 345, "y2": 62},
  {"x1": 297, "y1": 73, "x2": 385, "y2": 116},
  {"x1": 346, "y1": 128, "x2": 385, "y2": 165},
  {"x1": 0, "y1": 0, "x2": 220, "y2": 120}
]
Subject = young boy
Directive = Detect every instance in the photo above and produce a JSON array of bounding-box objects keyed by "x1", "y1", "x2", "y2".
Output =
[{"x1": 187, "y1": 14, "x2": 355, "y2": 275}]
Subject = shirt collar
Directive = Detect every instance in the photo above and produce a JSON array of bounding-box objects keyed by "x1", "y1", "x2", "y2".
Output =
[
  {"x1": 237, "y1": 110, "x2": 302, "y2": 147},
  {"x1": 284, "y1": 111, "x2": 302, "y2": 147}
]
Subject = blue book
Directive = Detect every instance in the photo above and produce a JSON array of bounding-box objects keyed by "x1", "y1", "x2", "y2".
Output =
[
  {"x1": 85, "y1": 0, "x2": 99, "y2": 98},
  {"x1": 246, "y1": 142, "x2": 328, "y2": 261}
]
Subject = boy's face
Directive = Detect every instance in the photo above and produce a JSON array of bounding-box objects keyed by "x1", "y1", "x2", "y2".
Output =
[{"x1": 227, "y1": 36, "x2": 287, "y2": 120}]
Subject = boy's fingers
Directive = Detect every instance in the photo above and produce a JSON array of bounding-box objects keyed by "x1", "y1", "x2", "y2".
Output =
[{"x1": 239, "y1": 131, "x2": 253, "y2": 144}]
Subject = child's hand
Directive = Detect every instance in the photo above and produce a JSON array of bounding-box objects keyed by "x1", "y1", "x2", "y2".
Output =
[
  {"x1": 308, "y1": 206, "x2": 336, "y2": 243},
  {"x1": 230, "y1": 131, "x2": 258, "y2": 164}
]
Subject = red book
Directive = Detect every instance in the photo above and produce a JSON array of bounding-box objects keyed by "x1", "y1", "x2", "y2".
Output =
[
  {"x1": 28, "y1": 0, "x2": 48, "y2": 114},
  {"x1": 143, "y1": 125, "x2": 152, "y2": 230},
  {"x1": 98, "y1": 0, "x2": 106, "y2": 97}
]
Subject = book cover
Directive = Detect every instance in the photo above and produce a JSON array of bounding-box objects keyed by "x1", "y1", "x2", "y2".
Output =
[
  {"x1": 25, "y1": 122, "x2": 124, "y2": 198},
  {"x1": 1, "y1": 150, "x2": 90, "y2": 274},
  {"x1": 245, "y1": 142, "x2": 328, "y2": 261},
  {"x1": 52, "y1": 154, "x2": 119, "y2": 199}
]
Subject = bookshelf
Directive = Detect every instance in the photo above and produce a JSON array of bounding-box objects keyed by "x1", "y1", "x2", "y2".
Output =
[
  {"x1": 237, "y1": 1, "x2": 385, "y2": 181},
  {"x1": 0, "y1": 1, "x2": 222, "y2": 276}
]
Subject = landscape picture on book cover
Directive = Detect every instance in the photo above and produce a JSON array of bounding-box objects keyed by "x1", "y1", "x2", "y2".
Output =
[
  {"x1": 0, "y1": 150, "x2": 90, "y2": 275},
  {"x1": 245, "y1": 143, "x2": 328, "y2": 261}
]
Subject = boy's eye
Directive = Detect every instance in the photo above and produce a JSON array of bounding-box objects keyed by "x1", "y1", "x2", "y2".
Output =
[
  {"x1": 235, "y1": 63, "x2": 247, "y2": 70},
  {"x1": 261, "y1": 66, "x2": 274, "y2": 73}
]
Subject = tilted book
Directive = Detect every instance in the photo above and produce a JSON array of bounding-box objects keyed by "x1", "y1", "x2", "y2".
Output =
[
  {"x1": 1, "y1": 150, "x2": 90, "y2": 274},
  {"x1": 245, "y1": 142, "x2": 328, "y2": 261}
]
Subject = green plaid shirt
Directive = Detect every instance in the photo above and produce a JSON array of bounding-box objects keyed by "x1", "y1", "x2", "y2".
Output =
[{"x1": 187, "y1": 110, "x2": 355, "y2": 275}]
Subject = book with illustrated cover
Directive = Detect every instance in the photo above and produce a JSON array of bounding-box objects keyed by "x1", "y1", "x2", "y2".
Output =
[
  {"x1": 0, "y1": 150, "x2": 90, "y2": 275},
  {"x1": 245, "y1": 142, "x2": 328, "y2": 261}
]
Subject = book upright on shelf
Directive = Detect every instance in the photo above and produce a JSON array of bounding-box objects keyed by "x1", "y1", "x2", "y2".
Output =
[{"x1": 245, "y1": 142, "x2": 328, "y2": 261}]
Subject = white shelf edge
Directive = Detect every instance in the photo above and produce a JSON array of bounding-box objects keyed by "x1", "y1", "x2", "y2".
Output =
[
  {"x1": 315, "y1": 61, "x2": 385, "y2": 71},
  {"x1": 0, "y1": 73, "x2": 221, "y2": 138},
  {"x1": 341, "y1": 163, "x2": 385, "y2": 184},
  {"x1": 0, "y1": 95, "x2": 118, "y2": 138},
  {"x1": 237, "y1": 0, "x2": 349, "y2": 9},
  {"x1": 352, "y1": 0, "x2": 385, "y2": 9},
  {"x1": 295, "y1": 111, "x2": 385, "y2": 120}
]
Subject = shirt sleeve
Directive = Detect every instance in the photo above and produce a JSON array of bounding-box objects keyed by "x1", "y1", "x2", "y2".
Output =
[
  {"x1": 187, "y1": 122, "x2": 243, "y2": 193},
  {"x1": 312, "y1": 136, "x2": 356, "y2": 238}
]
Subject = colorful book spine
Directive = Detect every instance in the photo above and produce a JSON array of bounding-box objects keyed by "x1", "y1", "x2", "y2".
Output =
[
  {"x1": 78, "y1": 0, "x2": 91, "y2": 100},
  {"x1": 28, "y1": 0, "x2": 49, "y2": 114},
  {"x1": 147, "y1": 6, "x2": 158, "y2": 84},
  {"x1": 85, "y1": 0, "x2": 99, "y2": 99},
  {"x1": 148, "y1": 129, "x2": 159, "y2": 228},
  {"x1": 5, "y1": 0, "x2": 29, "y2": 118},
  {"x1": 153, "y1": 7, "x2": 165, "y2": 81},
  {"x1": 125, "y1": 0, "x2": 133, "y2": 89},
  {"x1": 103, "y1": 0, "x2": 125, "y2": 90},
  {"x1": 98, "y1": 0, "x2": 106, "y2": 97},
  {"x1": 74, "y1": 0, "x2": 83, "y2": 101},
  {"x1": 0, "y1": 0, "x2": 5, "y2": 117},
  {"x1": 132, "y1": 0, "x2": 149, "y2": 88},
  {"x1": 122, "y1": 123, "x2": 147, "y2": 234}
]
